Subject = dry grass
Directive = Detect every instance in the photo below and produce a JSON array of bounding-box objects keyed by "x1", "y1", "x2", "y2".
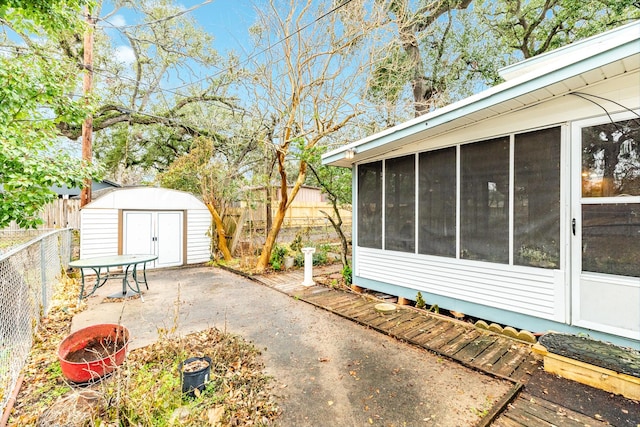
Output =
[{"x1": 7, "y1": 274, "x2": 279, "y2": 426}]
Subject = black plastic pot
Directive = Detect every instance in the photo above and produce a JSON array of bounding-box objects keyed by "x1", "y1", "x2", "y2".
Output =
[{"x1": 180, "y1": 356, "x2": 211, "y2": 397}]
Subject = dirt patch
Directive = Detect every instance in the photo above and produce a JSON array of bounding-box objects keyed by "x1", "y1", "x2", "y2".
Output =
[
  {"x1": 526, "y1": 370, "x2": 640, "y2": 427},
  {"x1": 182, "y1": 358, "x2": 209, "y2": 373},
  {"x1": 64, "y1": 335, "x2": 126, "y2": 363}
]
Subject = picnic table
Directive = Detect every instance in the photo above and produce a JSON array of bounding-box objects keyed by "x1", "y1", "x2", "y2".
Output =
[{"x1": 69, "y1": 254, "x2": 158, "y2": 302}]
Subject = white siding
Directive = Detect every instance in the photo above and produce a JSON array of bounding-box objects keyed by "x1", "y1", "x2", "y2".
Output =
[
  {"x1": 80, "y1": 209, "x2": 119, "y2": 259},
  {"x1": 187, "y1": 210, "x2": 212, "y2": 264},
  {"x1": 356, "y1": 248, "x2": 565, "y2": 322}
]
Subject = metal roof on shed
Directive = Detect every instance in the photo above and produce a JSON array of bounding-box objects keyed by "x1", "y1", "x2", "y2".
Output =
[{"x1": 83, "y1": 187, "x2": 207, "y2": 210}]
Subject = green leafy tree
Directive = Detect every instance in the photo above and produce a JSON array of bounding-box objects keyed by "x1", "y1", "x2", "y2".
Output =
[
  {"x1": 306, "y1": 145, "x2": 352, "y2": 269},
  {"x1": 0, "y1": 0, "x2": 101, "y2": 228},
  {"x1": 367, "y1": 0, "x2": 639, "y2": 120},
  {"x1": 373, "y1": 0, "x2": 474, "y2": 117},
  {"x1": 50, "y1": 0, "x2": 244, "y2": 182},
  {"x1": 479, "y1": 0, "x2": 640, "y2": 60},
  {"x1": 158, "y1": 127, "x2": 260, "y2": 261},
  {"x1": 158, "y1": 137, "x2": 233, "y2": 260}
]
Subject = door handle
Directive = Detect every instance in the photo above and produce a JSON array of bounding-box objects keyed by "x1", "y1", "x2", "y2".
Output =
[
  {"x1": 152, "y1": 237, "x2": 158, "y2": 242},
  {"x1": 572, "y1": 218, "x2": 576, "y2": 236}
]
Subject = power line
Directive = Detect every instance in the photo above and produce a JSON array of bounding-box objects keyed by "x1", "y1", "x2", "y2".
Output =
[
  {"x1": 169, "y1": 0, "x2": 357, "y2": 91},
  {"x1": 96, "y1": 0, "x2": 213, "y2": 30},
  {"x1": 1, "y1": 0, "x2": 357, "y2": 119}
]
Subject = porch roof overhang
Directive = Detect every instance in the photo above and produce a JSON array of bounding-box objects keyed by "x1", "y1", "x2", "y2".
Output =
[{"x1": 322, "y1": 20, "x2": 640, "y2": 168}]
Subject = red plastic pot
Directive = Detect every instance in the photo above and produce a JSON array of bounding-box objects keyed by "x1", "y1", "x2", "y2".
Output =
[{"x1": 57, "y1": 323, "x2": 130, "y2": 383}]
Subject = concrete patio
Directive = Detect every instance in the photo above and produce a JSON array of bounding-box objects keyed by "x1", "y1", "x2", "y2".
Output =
[{"x1": 70, "y1": 265, "x2": 640, "y2": 426}]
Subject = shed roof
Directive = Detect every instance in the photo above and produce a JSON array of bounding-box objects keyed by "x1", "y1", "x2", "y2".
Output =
[
  {"x1": 323, "y1": 20, "x2": 640, "y2": 167},
  {"x1": 83, "y1": 187, "x2": 207, "y2": 210}
]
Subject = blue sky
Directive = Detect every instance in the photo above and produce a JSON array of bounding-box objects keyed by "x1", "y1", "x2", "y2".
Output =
[
  {"x1": 100, "y1": 0, "x2": 259, "y2": 64},
  {"x1": 179, "y1": 0, "x2": 257, "y2": 54}
]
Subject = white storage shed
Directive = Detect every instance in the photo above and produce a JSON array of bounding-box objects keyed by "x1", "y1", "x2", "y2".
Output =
[{"x1": 79, "y1": 187, "x2": 212, "y2": 268}]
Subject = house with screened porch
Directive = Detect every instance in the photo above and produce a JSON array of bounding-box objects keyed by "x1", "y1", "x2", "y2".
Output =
[{"x1": 323, "y1": 21, "x2": 640, "y2": 347}]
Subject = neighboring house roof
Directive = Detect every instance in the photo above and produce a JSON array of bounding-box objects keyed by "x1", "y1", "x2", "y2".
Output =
[
  {"x1": 323, "y1": 20, "x2": 640, "y2": 167},
  {"x1": 52, "y1": 179, "x2": 121, "y2": 197}
]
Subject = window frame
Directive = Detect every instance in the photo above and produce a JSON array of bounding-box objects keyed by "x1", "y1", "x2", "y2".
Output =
[{"x1": 355, "y1": 125, "x2": 564, "y2": 269}]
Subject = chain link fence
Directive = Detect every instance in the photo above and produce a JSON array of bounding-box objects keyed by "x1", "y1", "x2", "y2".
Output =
[{"x1": 0, "y1": 229, "x2": 72, "y2": 413}]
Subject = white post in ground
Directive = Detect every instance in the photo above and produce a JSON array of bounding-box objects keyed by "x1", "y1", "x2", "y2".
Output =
[{"x1": 301, "y1": 247, "x2": 316, "y2": 286}]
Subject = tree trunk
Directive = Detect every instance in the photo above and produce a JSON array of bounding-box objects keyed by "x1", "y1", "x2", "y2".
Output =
[
  {"x1": 265, "y1": 186, "x2": 272, "y2": 234},
  {"x1": 255, "y1": 197, "x2": 287, "y2": 271},
  {"x1": 206, "y1": 202, "x2": 232, "y2": 261},
  {"x1": 320, "y1": 209, "x2": 349, "y2": 269},
  {"x1": 255, "y1": 153, "x2": 307, "y2": 272}
]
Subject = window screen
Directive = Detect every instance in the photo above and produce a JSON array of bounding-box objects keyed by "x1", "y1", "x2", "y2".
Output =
[
  {"x1": 418, "y1": 147, "x2": 456, "y2": 257},
  {"x1": 582, "y1": 203, "x2": 640, "y2": 277},
  {"x1": 357, "y1": 161, "x2": 382, "y2": 248},
  {"x1": 582, "y1": 120, "x2": 640, "y2": 197},
  {"x1": 514, "y1": 127, "x2": 561, "y2": 268},
  {"x1": 385, "y1": 155, "x2": 415, "y2": 252},
  {"x1": 461, "y1": 137, "x2": 510, "y2": 263},
  {"x1": 581, "y1": 119, "x2": 640, "y2": 276}
]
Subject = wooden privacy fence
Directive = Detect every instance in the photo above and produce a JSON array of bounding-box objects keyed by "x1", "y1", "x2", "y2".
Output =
[
  {"x1": 240, "y1": 202, "x2": 353, "y2": 229},
  {"x1": 222, "y1": 203, "x2": 353, "y2": 254},
  {"x1": 2, "y1": 199, "x2": 81, "y2": 231}
]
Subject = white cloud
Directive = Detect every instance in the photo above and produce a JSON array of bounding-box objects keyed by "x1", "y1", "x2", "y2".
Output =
[
  {"x1": 108, "y1": 14, "x2": 126, "y2": 27},
  {"x1": 114, "y1": 45, "x2": 136, "y2": 65}
]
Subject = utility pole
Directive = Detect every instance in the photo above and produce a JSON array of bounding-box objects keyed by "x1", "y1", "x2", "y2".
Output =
[{"x1": 80, "y1": 8, "x2": 95, "y2": 207}]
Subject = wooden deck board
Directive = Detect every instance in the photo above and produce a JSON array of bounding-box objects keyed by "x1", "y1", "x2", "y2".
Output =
[
  {"x1": 299, "y1": 286, "x2": 332, "y2": 296},
  {"x1": 526, "y1": 393, "x2": 611, "y2": 425},
  {"x1": 303, "y1": 290, "x2": 353, "y2": 307},
  {"x1": 422, "y1": 325, "x2": 466, "y2": 351},
  {"x1": 438, "y1": 329, "x2": 483, "y2": 356},
  {"x1": 383, "y1": 312, "x2": 423, "y2": 334},
  {"x1": 352, "y1": 308, "x2": 385, "y2": 324},
  {"x1": 491, "y1": 345, "x2": 531, "y2": 378},
  {"x1": 323, "y1": 295, "x2": 365, "y2": 311},
  {"x1": 498, "y1": 392, "x2": 610, "y2": 427},
  {"x1": 335, "y1": 299, "x2": 375, "y2": 316},
  {"x1": 402, "y1": 316, "x2": 444, "y2": 340},
  {"x1": 251, "y1": 276, "x2": 614, "y2": 427},
  {"x1": 509, "y1": 353, "x2": 542, "y2": 383},
  {"x1": 367, "y1": 310, "x2": 408, "y2": 328},
  {"x1": 337, "y1": 305, "x2": 376, "y2": 322},
  {"x1": 491, "y1": 415, "x2": 528, "y2": 427},
  {"x1": 326, "y1": 293, "x2": 366, "y2": 309},
  {"x1": 471, "y1": 338, "x2": 514, "y2": 370},
  {"x1": 412, "y1": 321, "x2": 456, "y2": 347},
  {"x1": 390, "y1": 315, "x2": 433, "y2": 338},
  {"x1": 334, "y1": 295, "x2": 373, "y2": 311},
  {"x1": 454, "y1": 334, "x2": 499, "y2": 362}
]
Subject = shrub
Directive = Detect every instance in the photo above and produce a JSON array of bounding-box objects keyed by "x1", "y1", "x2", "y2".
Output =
[
  {"x1": 342, "y1": 265, "x2": 352, "y2": 285},
  {"x1": 312, "y1": 250, "x2": 328, "y2": 266},
  {"x1": 415, "y1": 292, "x2": 426, "y2": 309},
  {"x1": 269, "y1": 244, "x2": 288, "y2": 271}
]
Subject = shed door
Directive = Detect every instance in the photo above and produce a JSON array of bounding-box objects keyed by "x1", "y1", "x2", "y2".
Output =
[
  {"x1": 123, "y1": 211, "x2": 183, "y2": 268},
  {"x1": 571, "y1": 115, "x2": 640, "y2": 340}
]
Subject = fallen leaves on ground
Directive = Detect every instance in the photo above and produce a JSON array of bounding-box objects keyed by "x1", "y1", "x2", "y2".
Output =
[{"x1": 7, "y1": 275, "x2": 280, "y2": 426}]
